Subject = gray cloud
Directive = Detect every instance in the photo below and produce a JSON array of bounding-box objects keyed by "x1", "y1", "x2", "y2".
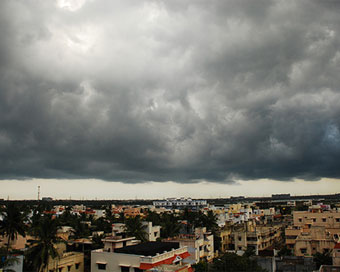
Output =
[{"x1": 0, "y1": 0, "x2": 340, "y2": 183}]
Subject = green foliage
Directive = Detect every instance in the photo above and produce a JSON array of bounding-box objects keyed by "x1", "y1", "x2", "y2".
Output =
[
  {"x1": 92, "y1": 217, "x2": 111, "y2": 233},
  {"x1": 70, "y1": 218, "x2": 91, "y2": 239},
  {"x1": 211, "y1": 252, "x2": 266, "y2": 272},
  {"x1": 0, "y1": 203, "x2": 27, "y2": 258},
  {"x1": 192, "y1": 260, "x2": 209, "y2": 272},
  {"x1": 160, "y1": 213, "x2": 181, "y2": 238},
  {"x1": 91, "y1": 234, "x2": 104, "y2": 250},
  {"x1": 313, "y1": 251, "x2": 332, "y2": 269},
  {"x1": 25, "y1": 215, "x2": 60, "y2": 272},
  {"x1": 277, "y1": 245, "x2": 293, "y2": 257},
  {"x1": 124, "y1": 216, "x2": 147, "y2": 242},
  {"x1": 243, "y1": 247, "x2": 256, "y2": 258},
  {"x1": 145, "y1": 210, "x2": 161, "y2": 226}
]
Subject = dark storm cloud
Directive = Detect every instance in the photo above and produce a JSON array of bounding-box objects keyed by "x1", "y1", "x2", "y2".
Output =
[{"x1": 0, "y1": 0, "x2": 340, "y2": 183}]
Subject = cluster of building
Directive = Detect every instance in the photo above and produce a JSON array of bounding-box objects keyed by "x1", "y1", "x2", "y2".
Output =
[{"x1": 3, "y1": 197, "x2": 340, "y2": 271}]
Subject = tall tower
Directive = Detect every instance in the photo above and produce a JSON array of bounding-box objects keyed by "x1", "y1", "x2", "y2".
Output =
[{"x1": 38, "y1": 186, "x2": 40, "y2": 201}]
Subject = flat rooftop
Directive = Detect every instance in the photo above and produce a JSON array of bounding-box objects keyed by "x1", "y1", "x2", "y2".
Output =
[{"x1": 114, "y1": 241, "x2": 179, "y2": 256}]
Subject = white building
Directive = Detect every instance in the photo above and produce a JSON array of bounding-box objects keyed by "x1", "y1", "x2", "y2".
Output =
[
  {"x1": 142, "y1": 222, "x2": 161, "y2": 242},
  {"x1": 153, "y1": 198, "x2": 207, "y2": 208},
  {"x1": 91, "y1": 241, "x2": 192, "y2": 272}
]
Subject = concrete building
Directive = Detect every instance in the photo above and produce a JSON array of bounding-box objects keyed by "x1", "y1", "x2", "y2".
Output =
[
  {"x1": 293, "y1": 210, "x2": 340, "y2": 228},
  {"x1": 232, "y1": 221, "x2": 283, "y2": 254},
  {"x1": 142, "y1": 222, "x2": 161, "y2": 242},
  {"x1": 112, "y1": 223, "x2": 126, "y2": 236},
  {"x1": 124, "y1": 207, "x2": 142, "y2": 218},
  {"x1": 91, "y1": 241, "x2": 192, "y2": 272},
  {"x1": 165, "y1": 227, "x2": 214, "y2": 264},
  {"x1": 102, "y1": 236, "x2": 140, "y2": 252},
  {"x1": 43, "y1": 243, "x2": 84, "y2": 272},
  {"x1": 153, "y1": 198, "x2": 207, "y2": 209},
  {"x1": 285, "y1": 210, "x2": 340, "y2": 256},
  {"x1": 293, "y1": 226, "x2": 336, "y2": 257}
]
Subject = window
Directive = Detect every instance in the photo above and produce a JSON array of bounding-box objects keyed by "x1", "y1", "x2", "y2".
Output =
[
  {"x1": 59, "y1": 268, "x2": 63, "y2": 272},
  {"x1": 98, "y1": 264, "x2": 106, "y2": 270},
  {"x1": 238, "y1": 247, "x2": 242, "y2": 250},
  {"x1": 134, "y1": 269, "x2": 143, "y2": 272},
  {"x1": 322, "y1": 218, "x2": 327, "y2": 222},
  {"x1": 75, "y1": 263, "x2": 80, "y2": 269},
  {"x1": 336, "y1": 218, "x2": 340, "y2": 222},
  {"x1": 298, "y1": 218, "x2": 302, "y2": 222},
  {"x1": 67, "y1": 265, "x2": 72, "y2": 272},
  {"x1": 300, "y1": 248, "x2": 307, "y2": 254},
  {"x1": 312, "y1": 218, "x2": 316, "y2": 222},
  {"x1": 238, "y1": 236, "x2": 242, "y2": 241},
  {"x1": 121, "y1": 267, "x2": 129, "y2": 272}
]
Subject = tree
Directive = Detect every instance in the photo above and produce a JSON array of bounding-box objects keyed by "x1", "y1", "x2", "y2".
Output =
[
  {"x1": 192, "y1": 260, "x2": 209, "y2": 272},
  {"x1": 277, "y1": 245, "x2": 292, "y2": 257},
  {"x1": 70, "y1": 217, "x2": 91, "y2": 239},
  {"x1": 160, "y1": 213, "x2": 181, "y2": 238},
  {"x1": 313, "y1": 251, "x2": 332, "y2": 270},
  {"x1": 25, "y1": 215, "x2": 60, "y2": 272},
  {"x1": 0, "y1": 247, "x2": 19, "y2": 272},
  {"x1": 0, "y1": 203, "x2": 27, "y2": 258},
  {"x1": 243, "y1": 247, "x2": 256, "y2": 258},
  {"x1": 211, "y1": 252, "x2": 266, "y2": 272},
  {"x1": 145, "y1": 210, "x2": 161, "y2": 226},
  {"x1": 124, "y1": 216, "x2": 147, "y2": 242}
]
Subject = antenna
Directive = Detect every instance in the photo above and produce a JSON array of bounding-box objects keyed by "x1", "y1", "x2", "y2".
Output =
[{"x1": 38, "y1": 186, "x2": 40, "y2": 201}]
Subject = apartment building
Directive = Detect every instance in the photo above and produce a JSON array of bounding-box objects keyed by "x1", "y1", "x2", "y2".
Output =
[
  {"x1": 124, "y1": 207, "x2": 142, "y2": 218},
  {"x1": 219, "y1": 224, "x2": 232, "y2": 252},
  {"x1": 44, "y1": 243, "x2": 84, "y2": 272},
  {"x1": 102, "y1": 236, "x2": 140, "y2": 252},
  {"x1": 165, "y1": 227, "x2": 214, "y2": 264},
  {"x1": 232, "y1": 221, "x2": 283, "y2": 254},
  {"x1": 286, "y1": 210, "x2": 340, "y2": 256},
  {"x1": 142, "y1": 222, "x2": 161, "y2": 242},
  {"x1": 91, "y1": 241, "x2": 192, "y2": 272},
  {"x1": 153, "y1": 198, "x2": 207, "y2": 209}
]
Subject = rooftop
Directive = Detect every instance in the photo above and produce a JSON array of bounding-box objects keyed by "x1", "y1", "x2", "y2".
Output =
[{"x1": 114, "y1": 241, "x2": 179, "y2": 256}]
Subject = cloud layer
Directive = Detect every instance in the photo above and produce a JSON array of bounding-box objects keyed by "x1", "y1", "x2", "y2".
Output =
[{"x1": 1, "y1": 0, "x2": 340, "y2": 183}]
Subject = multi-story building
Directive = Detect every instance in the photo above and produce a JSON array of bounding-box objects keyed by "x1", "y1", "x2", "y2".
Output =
[
  {"x1": 153, "y1": 198, "x2": 207, "y2": 209},
  {"x1": 232, "y1": 221, "x2": 283, "y2": 254},
  {"x1": 124, "y1": 207, "x2": 142, "y2": 218},
  {"x1": 219, "y1": 224, "x2": 233, "y2": 252},
  {"x1": 285, "y1": 210, "x2": 340, "y2": 256},
  {"x1": 44, "y1": 243, "x2": 84, "y2": 272},
  {"x1": 143, "y1": 222, "x2": 161, "y2": 242},
  {"x1": 165, "y1": 227, "x2": 214, "y2": 264},
  {"x1": 91, "y1": 241, "x2": 192, "y2": 272}
]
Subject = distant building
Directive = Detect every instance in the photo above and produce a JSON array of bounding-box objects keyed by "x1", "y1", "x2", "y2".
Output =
[
  {"x1": 272, "y1": 194, "x2": 291, "y2": 199},
  {"x1": 153, "y1": 198, "x2": 207, "y2": 209},
  {"x1": 42, "y1": 197, "x2": 53, "y2": 201}
]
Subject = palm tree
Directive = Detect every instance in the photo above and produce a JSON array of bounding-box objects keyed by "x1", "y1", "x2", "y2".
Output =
[
  {"x1": 26, "y1": 215, "x2": 60, "y2": 272},
  {"x1": 0, "y1": 203, "x2": 27, "y2": 258},
  {"x1": 124, "y1": 216, "x2": 147, "y2": 242},
  {"x1": 160, "y1": 213, "x2": 181, "y2": 238}
]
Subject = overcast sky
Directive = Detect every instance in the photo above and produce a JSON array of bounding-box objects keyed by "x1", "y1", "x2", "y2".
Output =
[{"x1": 1, "y1": 0, "x2": 340, "y2": 199}]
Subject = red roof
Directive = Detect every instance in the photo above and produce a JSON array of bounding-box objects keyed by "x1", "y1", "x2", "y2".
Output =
[{"x1": 139, "y1": 252, "x2": 191, "y2": 270}]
